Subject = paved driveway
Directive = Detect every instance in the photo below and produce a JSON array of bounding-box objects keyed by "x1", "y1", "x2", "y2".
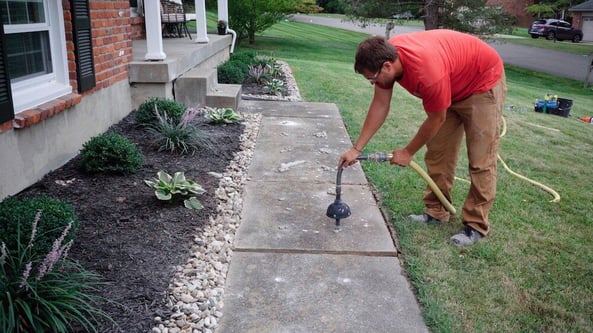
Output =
[{"x1": 291, "y1": 14, "x2": 593, "y2": 84}]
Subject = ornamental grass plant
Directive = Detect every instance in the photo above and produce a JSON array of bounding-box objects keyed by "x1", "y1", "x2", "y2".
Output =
[
  {"x1": 146, "y1": 106, "x2": 212, "y2": 155},
  {"x1": 0, "y1": 210, "x2": 111, "y2": 333}
]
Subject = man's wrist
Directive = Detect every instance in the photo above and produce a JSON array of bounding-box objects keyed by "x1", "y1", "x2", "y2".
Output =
[{"x1": 353, "y1": 146, "x2": 363, "y2": 153}]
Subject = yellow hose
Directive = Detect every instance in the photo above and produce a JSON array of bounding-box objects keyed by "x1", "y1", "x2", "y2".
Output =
[
  {"x1": 453, "y1": 116, "x2": 560, "y2": 203},
  {"x1": 409, "y1": 161, "x2": 457, "y2": 214},
  {"x1": 401, "y1": 115, "x2": 560, "y2": 217},
  {"x1": 496, "y1": 154, "x2": 560, "y2": 202},
  {"x1": 498, "y1": 117, "x2": 560, "y2": 202},
  {"x1": 368, "y1": 115, "x2": 560, "y2": 218}
]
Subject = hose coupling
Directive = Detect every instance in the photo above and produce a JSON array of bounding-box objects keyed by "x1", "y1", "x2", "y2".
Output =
[{"x1": 357, "y1": 152, "x2": 393, "y2": 162}]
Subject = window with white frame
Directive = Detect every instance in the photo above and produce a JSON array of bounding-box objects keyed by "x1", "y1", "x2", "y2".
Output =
[{"x1": 1, "y1": 0, "x2": 71, "y2": 113}]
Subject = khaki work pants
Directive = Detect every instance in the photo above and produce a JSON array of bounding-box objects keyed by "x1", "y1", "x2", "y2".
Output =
[{"x1": 423, "y1": 72, "x2": 507, "y2": 236}]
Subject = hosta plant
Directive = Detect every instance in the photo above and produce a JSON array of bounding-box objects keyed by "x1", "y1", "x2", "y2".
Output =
[
  {"x1": 144, "y1": 171, "x2": 205, "y2": 210},
  {"x1": 205, "y1": 107, "x2": 242, "y2": 124},
  {"x1": 264, "y1": 78, "x2": 285, "y2": 97}
]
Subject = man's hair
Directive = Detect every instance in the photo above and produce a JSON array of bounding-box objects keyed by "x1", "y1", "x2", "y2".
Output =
[{"x1": 354, "y1": 37, "x2": 399, "y2": 74}]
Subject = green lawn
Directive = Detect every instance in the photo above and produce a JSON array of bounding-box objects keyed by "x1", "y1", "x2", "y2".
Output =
[{"x1": 233, "y1": 18, "x2": 593, "y2": 333}]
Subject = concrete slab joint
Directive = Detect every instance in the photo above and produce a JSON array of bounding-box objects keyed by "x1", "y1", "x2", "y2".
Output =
[{"x1": 214, "y1": 100, "x2": 429, "y2": 333}]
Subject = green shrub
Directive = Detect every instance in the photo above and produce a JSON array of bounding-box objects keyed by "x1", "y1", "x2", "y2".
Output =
[
  {"x1": 217, "y1": 60, "x2": 249, "y2": 84},
  {"x1": 135, "y1": 97, "x2": 186, "y2": 127},
  {"x1": 295, "y1": 3, "x2": 323, "y2": 14},
  {"x1": 0, "y1": 195, "x2": 78, "y2": 259},
  {"x1": 80, "y1": 133, "x2": 144, "y2": 174},
  {"x1": 0, "y1": 210, "x2": 111, "y2": 332},
  {"x1": 230, "y1": 50, "x2": 256, "y2": 65}
]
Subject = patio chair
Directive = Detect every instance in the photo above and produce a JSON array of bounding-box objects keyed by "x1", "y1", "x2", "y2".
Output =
[{"x1": 160, "y1": 0, "x2": 191, "y2": 39}]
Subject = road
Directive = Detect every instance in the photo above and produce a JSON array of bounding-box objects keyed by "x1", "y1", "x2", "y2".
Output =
[{"x1": 291, "y1": 14, "x2": 593, "y2": 84}]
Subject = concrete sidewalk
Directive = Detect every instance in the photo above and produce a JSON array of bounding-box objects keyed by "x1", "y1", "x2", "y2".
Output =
[{"x1": 216, "y1": 100, "x2": 429, "y2": 333}]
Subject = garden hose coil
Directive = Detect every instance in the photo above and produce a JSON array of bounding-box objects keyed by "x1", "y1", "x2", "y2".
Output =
[
  {"x1": 456, "y1": 116, "x2": 560, "y2": 203},
  {"x1": 498, "y1": 116, "x2": 560, "y2": 202},
  {"x1": 360, "y1": 115, "x2": 560, "y2": 218}
]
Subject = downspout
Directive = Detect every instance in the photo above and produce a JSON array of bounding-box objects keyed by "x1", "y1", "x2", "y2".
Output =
[
  {"x1": 227, "y1": 28, "x2": 237, "y2": 54},
  {"x1": 217, "y1": 0, "x2": 235, "y2": 53}
]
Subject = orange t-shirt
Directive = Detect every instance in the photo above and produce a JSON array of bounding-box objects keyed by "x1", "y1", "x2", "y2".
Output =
[{"x1": 383, "y1": 29, "x2": 503, "y2": 112}]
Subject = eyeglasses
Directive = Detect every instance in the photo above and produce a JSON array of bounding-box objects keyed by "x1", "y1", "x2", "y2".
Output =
[{"x1": 367, "y1": 64, "x2": 383, "y2": 84}]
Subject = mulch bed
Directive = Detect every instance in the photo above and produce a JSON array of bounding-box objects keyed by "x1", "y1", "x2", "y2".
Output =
[
  {"x1": 14, "y1": 112, "x2": 244, "y2": 332},
  {"x1": 8, "y1": 63, "x2": 292, "y2": 332}
]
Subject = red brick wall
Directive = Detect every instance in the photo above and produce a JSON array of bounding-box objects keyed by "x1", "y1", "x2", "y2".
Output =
[
  {"x1": 130, "y1": 16, "x2": 146, "y2": 40},
  {"x1": 572, "y1": 13, "x2": 582, "y2": 29},
  {"x1": 487, "y1": 0, "x2": 534, "y2": 27},
  {"x1": 1, "y1": 1, "x2": 136, "y2": 132},
  {"x1": 63, "y1": 0, "x2": 133, "y2": 94}
]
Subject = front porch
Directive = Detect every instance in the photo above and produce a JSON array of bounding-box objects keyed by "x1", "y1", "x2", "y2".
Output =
[{"x1": 129, "y1": 34, "x2": 241, "y2": 110}]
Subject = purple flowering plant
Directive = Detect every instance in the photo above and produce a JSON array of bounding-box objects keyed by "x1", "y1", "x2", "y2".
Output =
[{"x1": 0, "y1": 210, "x2": 112, "y2": 332}]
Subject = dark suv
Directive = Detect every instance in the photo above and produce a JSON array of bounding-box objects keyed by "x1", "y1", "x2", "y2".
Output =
[{"x1": 528, "y1": 19, "x2": 583, "y2": 42}]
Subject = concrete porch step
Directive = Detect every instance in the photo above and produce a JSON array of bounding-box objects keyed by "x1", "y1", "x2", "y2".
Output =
[
  {"x1": 174, "y1": 67, "x2": 217, "y2": 108},
  {"x1": 130, "y1": 35, "x2": 233, "y2": 109},
  {"x1": 174, "y1": 67, "x2": 241, "y2": 111},
  {"x1": 205, "y1": 84, "x2": 242, "y2": 110}
]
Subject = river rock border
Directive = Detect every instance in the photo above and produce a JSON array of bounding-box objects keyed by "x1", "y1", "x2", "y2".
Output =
[
  {"x1": 151, "y1": 112, "x2": 261, "y2": 333},
  {"x1": 152, "y1": 61, "x2": 301, "y2": 333}
]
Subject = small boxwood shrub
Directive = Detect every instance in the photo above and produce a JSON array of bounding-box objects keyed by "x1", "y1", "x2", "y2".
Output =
[
  {"x1": 135, "y1": 97, "x2": 186, "y2": 127},
  {"x1": 80, "y1": 133, "x2": 144, "y2": 174},
  {"x1": 230, "y1": 50, "x2": 256, "y2": 65},
  {"x1": 0, "y1": 195, "x2": 78, "y2": 258},
  {"x1": 217, "y1": 59, "x2": 249, "y2": 84}
]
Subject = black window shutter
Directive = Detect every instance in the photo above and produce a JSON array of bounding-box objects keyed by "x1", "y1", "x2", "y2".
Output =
[
  {"x1": 0, "y1": 12, "x2": 15, "y2": 123},
  {"x1": 71, "y1": 0, "x2": 95, "y2": 92}
]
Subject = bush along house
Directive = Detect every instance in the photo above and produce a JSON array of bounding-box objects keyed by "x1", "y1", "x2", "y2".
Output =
[{"x1": 0, "y1": 0, "x2": 239, "y2": 200}]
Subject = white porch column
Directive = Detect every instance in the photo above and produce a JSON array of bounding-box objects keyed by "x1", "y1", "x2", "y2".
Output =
[
  {"x1": 144, "y1": 0, "x2": 166, "y2": 60},
  {"x1": 217, "y1": 0, "x2": 228, "y2": 26},
  {"x1": 194, "y1": 0, "x2": 209, "y2": 43}
]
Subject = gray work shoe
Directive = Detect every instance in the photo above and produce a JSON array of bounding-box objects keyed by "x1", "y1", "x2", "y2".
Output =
[
  {"x1": 449, "y1": 226, "x2": 483, "y2": 247},
  {"x1": 408, "y1": 213, "x2": 442, "y2": 223}
]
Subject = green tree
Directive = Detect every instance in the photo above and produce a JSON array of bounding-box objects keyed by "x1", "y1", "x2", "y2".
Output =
[
  {"x1": 341, "y1": 0, "x2": 515, "y2": 33},
  {"x1": 229, "y1": 0, "x2": 297, "y2": 44},
  {"x1": 318, "y1": 0, "x2": 347, "y2": 13},
  {"x1": 525, "y1": 0, "x2": 589, "y2": 19},
  {"x1": 441, "y1": 0, "x2": 516, "y2": 35},
  {"x1": 295, "y1": 0, "x2": 323, "y2": 14},
  {"x1": 525, "y1": 3, "x2": 557, "y2": 18}
]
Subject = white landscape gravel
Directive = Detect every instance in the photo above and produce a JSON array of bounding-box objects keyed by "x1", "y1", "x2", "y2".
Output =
[{"x1": 151, "y1": 63, "x2": 300, "y2": 333}]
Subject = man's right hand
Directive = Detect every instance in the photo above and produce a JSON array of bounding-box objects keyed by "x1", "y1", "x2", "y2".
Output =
[{"x1": 338, "y1": 148, "x2": 361, "y2": 169}]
